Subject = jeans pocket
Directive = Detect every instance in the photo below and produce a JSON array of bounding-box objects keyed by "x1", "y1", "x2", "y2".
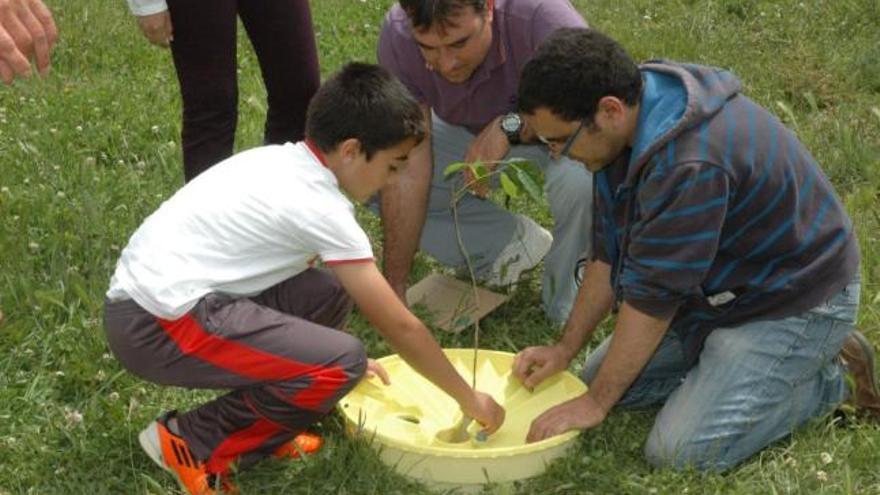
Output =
[{"x1": 808, "y1": 279, "x2": 860, "y2": 324}]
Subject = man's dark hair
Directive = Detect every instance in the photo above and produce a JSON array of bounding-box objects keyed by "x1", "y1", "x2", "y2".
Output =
[
  {"x1": 518, "y1": 28, "x2": 642, "y2": 122},
  {"x1": 306, "y1": 63, "x2": 425, "y2": 160},
  {"x1": 399, "y1": 0, "x2": 488, "y2": 30}
]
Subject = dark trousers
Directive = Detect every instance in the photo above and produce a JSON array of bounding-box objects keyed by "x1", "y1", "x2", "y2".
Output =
[
  {"x1": 167, "y1": 0, "x2": 320, "y2": 182},
  {"x1": 104, "y1": 269, "x2": 366, "y2": 474}
]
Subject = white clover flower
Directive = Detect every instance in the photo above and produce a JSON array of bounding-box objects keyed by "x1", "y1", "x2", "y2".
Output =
[
  {"x1": 1, "y1": 186, "x2": 9, "y2": 194},
  {"x1": 820, "y1": 452, "x2": 833, "y2": 465},
  {"x1": 85, "y1": 157, "x2": 96, "y2": 166},
  {"x1": 56, "y1": 191, "x2": 65, "y2": 198},
  {"x1": 108, "y1": 392, "x2": 120, "y2": 402},
  {"x1": 75, "y1": 125, "x2": 83, "y2": 132},
  {"x1": 28, "y1": 241, "x2": 40, "y2": 251},
  {"x1": 151, "y1": 125, "x2": 160, "y2": 133},
  {"x1": 54, "y1": 370, "x2": 65, "y2": 377},
  {"x1": 816, "y1": 470, "x2": 828, "y2": 482},
  {"x1": 117, "y1": 159, "x2": 124, "y2": 166},
  {"x1": 102, "y1": 353, "x2": 113, "y2": 361},
  {"x1": 63, "y1": 408, "x2": 83, "y2": 425},
  {"x1": 95, "y1": 370, "x2": 106, "y2": 381}
]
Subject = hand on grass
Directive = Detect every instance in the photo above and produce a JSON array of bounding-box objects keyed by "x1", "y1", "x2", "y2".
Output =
[
  {"x1": 526, "y1": 393, "x2": 606, "y2": 443},
  {"x1": 512, "y1": 344, "x2": 572, "y2": 391},
  {"x1": 365, "y1": 358, "x2": 391, "y2": 385},
  {"x1": 462, "y1": 391, "x2": 505, "y2": 436},
  {"x1": 136, "y1": 10, "x2": 172, "y2": 47}
]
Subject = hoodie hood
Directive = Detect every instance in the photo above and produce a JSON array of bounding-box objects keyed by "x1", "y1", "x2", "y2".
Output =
[{"x1": 625, "y1": 61, "x2": 742, "y2": 186}]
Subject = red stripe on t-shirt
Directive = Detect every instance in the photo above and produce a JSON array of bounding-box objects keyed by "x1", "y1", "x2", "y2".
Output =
[
  {"x1": 156, "y1": 315, "x2": 350, "y2": 411},
  {"x1": 323, "y1": 257, "x2": 374, "y2": 266}
]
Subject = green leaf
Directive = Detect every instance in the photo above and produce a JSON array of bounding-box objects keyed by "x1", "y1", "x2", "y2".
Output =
[
  {"x1": 515, "y1": 166, "x2": 543, "y2": 202},
  {"x1": 472, "y1": 162, "x2": 489, "y2": 180},
  {"x1": 499, "y1": 171, "x2": 519, "y2": 198},
  {"x1": 443, "y1": 161, "x2": 468, "y2": 177}
]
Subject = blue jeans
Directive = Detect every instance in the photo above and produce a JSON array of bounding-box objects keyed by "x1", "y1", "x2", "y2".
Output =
[{"x1": 580, "y1": 278, "x2": 860, "y2": 471}]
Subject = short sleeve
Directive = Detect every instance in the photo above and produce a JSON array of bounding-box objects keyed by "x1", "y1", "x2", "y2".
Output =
[{"x1": 302, "y1": 209, "x2": 374, "y2": 265}]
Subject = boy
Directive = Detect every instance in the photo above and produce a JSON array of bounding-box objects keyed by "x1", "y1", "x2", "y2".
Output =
[{"x1": 104, "y1": 63, "x2": 505, "y2": 495}]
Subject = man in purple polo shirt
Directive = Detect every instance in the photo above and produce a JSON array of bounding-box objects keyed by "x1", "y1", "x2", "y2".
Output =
[{"x1": 375, "y1": 0, "x2": 592, "y2": 323}]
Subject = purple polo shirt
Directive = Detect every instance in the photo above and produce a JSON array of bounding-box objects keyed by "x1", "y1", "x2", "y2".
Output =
[{"x1": 378, "y1": 0, "x2": 587, "y2": 134}]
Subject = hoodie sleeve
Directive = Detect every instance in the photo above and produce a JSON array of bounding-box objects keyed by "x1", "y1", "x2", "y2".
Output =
[{"x1": 621, "y1": 161, "x2": 731, "y2": 319}]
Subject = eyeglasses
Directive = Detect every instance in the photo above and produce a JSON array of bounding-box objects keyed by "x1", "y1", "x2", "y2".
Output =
[{"x1": 537, "y1": 120, "x2": 587, "y2": 158}]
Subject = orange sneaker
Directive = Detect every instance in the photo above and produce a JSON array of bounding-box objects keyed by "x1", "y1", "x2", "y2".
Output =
[
  {"x1": 138, "y1": 413, "x2": 238, "y2": 495},
  {"x1": 272, "y1": 431, "x2": 323, "y2": 459}
]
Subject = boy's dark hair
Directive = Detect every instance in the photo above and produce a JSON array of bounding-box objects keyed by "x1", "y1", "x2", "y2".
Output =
[
  {"x1": 518, "y1": 28, "x2": 643, "y2": 122},
  {"x1": 399, "y1": 0, "x2": 488, "y2": 30},
  {"x1": 306, "y1": 63, "x2": 425, "y2": 160}
]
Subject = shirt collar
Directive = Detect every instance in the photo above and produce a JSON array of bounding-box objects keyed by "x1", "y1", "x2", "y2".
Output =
[{"x1": 304, "y1": 138, "x2": 329, "y2": 168}]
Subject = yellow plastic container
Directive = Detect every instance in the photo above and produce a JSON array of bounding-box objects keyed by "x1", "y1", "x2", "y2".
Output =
[{"x1": 338, "y1": 349, "x2": 587, "y2": 490}]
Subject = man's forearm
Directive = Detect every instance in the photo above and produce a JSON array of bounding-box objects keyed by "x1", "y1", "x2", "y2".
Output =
[
  {"x1": 380, "y1": 108, "x2": 433, "y2": 298},
  {"x1": 587, "y1": 302, "x2": 671, "y2": 412},
  {"x1": 557, "y1": 260, "x2": 615, "y2": 360}
]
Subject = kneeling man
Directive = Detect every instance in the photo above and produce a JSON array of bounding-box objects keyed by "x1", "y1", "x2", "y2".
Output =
[{"x1": 513, "y1": 28, "x2": 878, "y2": 471}]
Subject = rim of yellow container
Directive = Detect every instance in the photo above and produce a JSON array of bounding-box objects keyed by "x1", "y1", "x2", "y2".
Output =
[{"x1": 339, "y1": 349, "x2": 585, "y2": 459}]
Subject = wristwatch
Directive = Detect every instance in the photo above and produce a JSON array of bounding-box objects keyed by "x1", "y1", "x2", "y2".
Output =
[{"x1": 499, "y1": 112, "x2": 523, "y2": 145}]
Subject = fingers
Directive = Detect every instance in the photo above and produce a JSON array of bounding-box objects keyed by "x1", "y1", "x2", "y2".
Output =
[
  {"x1": 27, "y1": 0, "x2": 55, "y2": 74},
  {"x1": 14, "y1": 0, "x2": 48, "y2": 75},
  {"x1": 0, "y1": 58, "x2": 14, "y2": 84},
  {"x1": 137, "y1": 12, "x2": 173, "y2": 48},
  {"x1": 366, "y1": 359, "x2": 391, "y2": 385},
  {"x1": 0, "y1": 4, "x2": 32, "y2": 78},
  {"x1": 511, "y1": 349, "x2": 535, "y2": 383},
  {"x1": 522, "y1": 361, "x2": 558, "y2": 390}
]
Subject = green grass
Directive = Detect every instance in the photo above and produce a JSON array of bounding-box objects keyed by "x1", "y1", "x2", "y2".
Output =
[{"x1": 1, "y1": 0, "x2": 879, "y2": 493}]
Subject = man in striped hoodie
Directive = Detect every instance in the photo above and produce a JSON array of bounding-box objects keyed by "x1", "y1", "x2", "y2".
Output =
[{"x1": 511, "y1": 28, "x2": 877, "y2": 471}]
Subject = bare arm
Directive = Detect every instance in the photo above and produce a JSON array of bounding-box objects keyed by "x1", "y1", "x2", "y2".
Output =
[
  {"x1": 330, "y1": 261, "x2": 505, "y2": 434},
  {"x1": 513, "y1": 260, "x2": 615, "y2": 388},
  {"x1": 380, "y1": 105, "x2": 433, "y2": 300},
  {"x1": 526, "y1": 301, "x2": 671, "y2": 442}
]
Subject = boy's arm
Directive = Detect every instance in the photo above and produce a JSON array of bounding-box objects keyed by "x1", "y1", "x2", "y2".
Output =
[{"x1": 329, "y1": 261, "x2": 505, "y2": 434}]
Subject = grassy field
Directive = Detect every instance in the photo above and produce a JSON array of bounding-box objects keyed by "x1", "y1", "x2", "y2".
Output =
[{"x1": 1, "y1": 0, "x2": 879, "y2": 493}]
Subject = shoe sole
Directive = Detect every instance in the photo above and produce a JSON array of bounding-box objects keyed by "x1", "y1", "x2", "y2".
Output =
[
  {"x1": 851, "y1": 330, "x2": 879, "y2": 397},
  {"x1": 139, "y1": 422, "x2": 189, "y2": 493}
]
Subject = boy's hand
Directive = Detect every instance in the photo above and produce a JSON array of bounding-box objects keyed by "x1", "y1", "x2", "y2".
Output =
[
  {"x1": 462, "y1": 391, "x2": 505, "y2": 436},
  {"x1": 365, "y1": 358, "x2": 391, "y2": 385}
]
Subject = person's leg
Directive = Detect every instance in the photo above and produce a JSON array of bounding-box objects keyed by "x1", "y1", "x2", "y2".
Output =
[
  {"x1": 506, "y1": 144, "x2": 592, "y2": 323},
  {"x1": 238, "y1": 0, "x2": 319, "y2": 145},
  {"x1": 166, "y1": 0, "x2": 239, "y2": 182},
  {"x1": 644, "y1": 279, "x2": 860, "y2": 471},
  {"x1": 580, "y1": 330, "x2": 690, "y2": 409},
  {"x1": 369, "y1": 112, "x2": 517, "y2": 274},
  {"x1": 104, "y1": 270, "x2": 366, "y2": 475}
]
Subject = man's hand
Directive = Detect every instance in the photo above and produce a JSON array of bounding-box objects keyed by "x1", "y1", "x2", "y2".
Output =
[
  {"x1": 365, "y1": 358, "x2": 391, "y2": 385},
  {"x1": 461, "y1": 390, "x2": 505, "y2": 436},
  {"x1": 462, "y1": 116, "x2": 510, "y2": 197},
  {"x1": 526, "y1": 393, "x2": 607, "y2": 443},
  {"x1": 0, "y1": 0, "x2": 57, "y2": 83},
  {"x1": 512, "y1": 344, "x2": 573, "y2": 391},
  {"x1": 136, "y1": 10, "x2": 173, "y2": 48}
]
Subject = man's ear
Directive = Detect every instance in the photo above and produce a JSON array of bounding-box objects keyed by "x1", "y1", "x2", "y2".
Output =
[
  {"x1": 338, "y1": 138, "x2": 363, "y2": 163},
  {"x1": 596, "y1": 96, "x2": 626, "y2": 126}
]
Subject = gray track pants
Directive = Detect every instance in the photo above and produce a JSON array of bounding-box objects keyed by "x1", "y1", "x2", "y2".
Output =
[
  {"x1": 372, "y1": 112, "x2": 593, "y2": 323},
  {"x1": 104, "y1": 268, "x2": 367, "y2": 474}
]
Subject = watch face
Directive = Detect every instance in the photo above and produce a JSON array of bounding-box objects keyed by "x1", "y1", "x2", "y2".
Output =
[{"x1": 501, "y1": 114, "x2": 522, "y2": 133}]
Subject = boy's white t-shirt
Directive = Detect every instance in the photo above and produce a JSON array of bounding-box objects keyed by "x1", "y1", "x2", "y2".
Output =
[{"x1": 106, "y1": 142, "x2": 374, "y2": 320}]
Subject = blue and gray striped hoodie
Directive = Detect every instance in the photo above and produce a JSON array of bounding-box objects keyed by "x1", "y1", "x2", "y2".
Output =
[{"x1": 594, "y1": 61, "x2": 859, "y2": 362}]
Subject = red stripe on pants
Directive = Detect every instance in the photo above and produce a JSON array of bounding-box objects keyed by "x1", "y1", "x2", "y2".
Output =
[{"x1": 157, "y1": 314, "x2": 352, "y2": 471}]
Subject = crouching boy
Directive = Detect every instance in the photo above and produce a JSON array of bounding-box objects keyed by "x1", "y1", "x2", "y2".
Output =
[{"x1": 103, "y1": 63, "x2": 505, "y2": 495}]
